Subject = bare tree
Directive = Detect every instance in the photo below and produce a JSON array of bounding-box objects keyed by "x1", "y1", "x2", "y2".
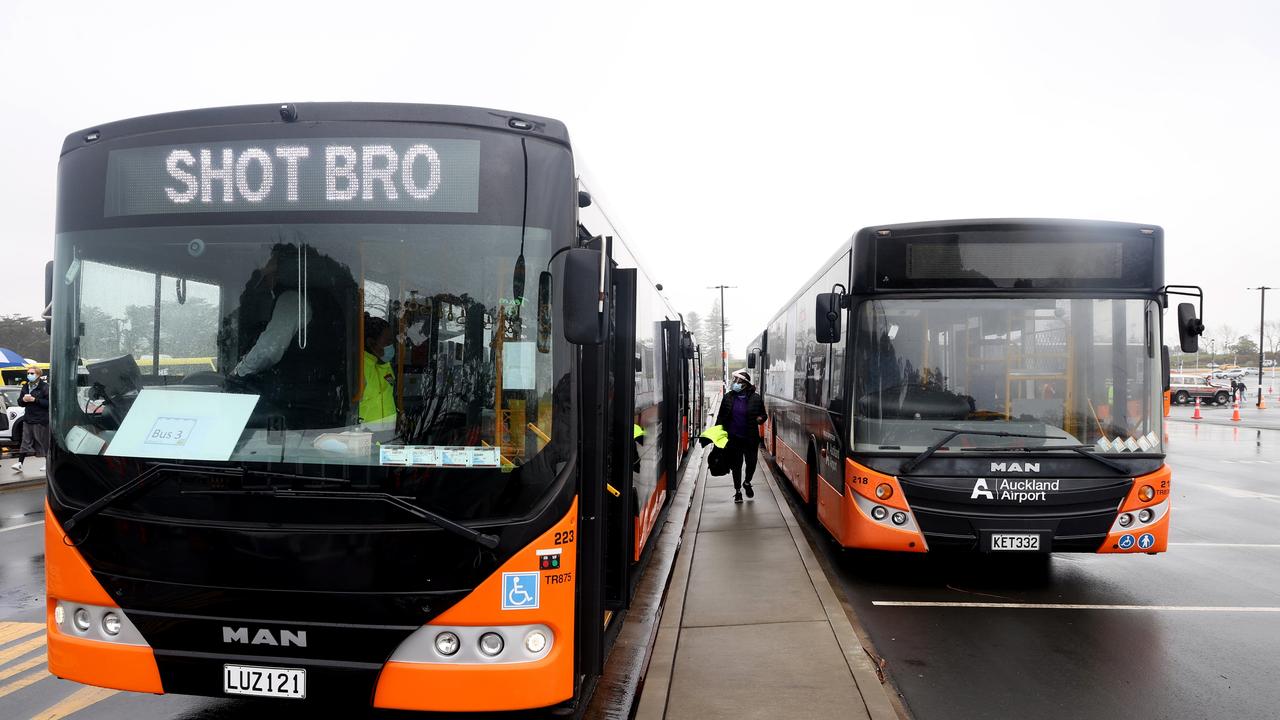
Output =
[{"x1": 1212, "y1": 323, "x2": 1236, "y2": 362}]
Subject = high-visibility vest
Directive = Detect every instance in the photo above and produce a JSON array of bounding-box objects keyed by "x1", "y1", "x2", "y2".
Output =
[
  {"x1": 360, "y1": 351, "x2": 397, "y2": 426},
  {"x1": 699, "y1": 424, "x2": 729, "y2": 449}
]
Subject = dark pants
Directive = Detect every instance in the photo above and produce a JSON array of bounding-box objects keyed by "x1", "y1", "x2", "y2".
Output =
[
  {"x1": 726, "y1": 435, "x2": 758, "y2": 491},
  {"x1": 18, "y1": 422, "x2": 49, "y2": 460}
]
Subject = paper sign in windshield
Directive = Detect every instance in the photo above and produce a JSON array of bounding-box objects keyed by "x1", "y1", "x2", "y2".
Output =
[
  {"x1": 379, "y1": 445, "x2": 501, "y2": 468},
  {"x1": 105, "y1": 389, "x2": 259, "y2": 461}
]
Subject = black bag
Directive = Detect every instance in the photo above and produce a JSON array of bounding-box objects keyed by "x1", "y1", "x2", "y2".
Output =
[{"x1": 706, "y1": 446, "x2": 731, "y2": 477}]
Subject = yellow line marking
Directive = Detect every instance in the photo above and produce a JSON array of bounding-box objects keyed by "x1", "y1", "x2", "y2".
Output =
[
  {"x1": 0, "y1": 622, "x2": 43, "y2": 646},
  {"x1": 27, "y1": 684, "x2": 119, "y2": 720},
  {"x1": 0, "y1": 653, "x2": 45, "y2": 682},
  {"x1": 0, "y1": 668, "x2": 50, "y2": 699},
  {"x1": 0, "y1": 636, "x2": 45, "y2": 665}
]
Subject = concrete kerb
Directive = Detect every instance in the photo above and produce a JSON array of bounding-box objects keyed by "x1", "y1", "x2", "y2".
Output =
[{"x1": 759, "y1": 456, "x2": 900, "y2": 720}]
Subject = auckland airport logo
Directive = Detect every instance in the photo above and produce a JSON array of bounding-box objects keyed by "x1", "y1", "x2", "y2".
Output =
[{"x1": 970, "y1": 477, "x2": 1059, "y2": 503}]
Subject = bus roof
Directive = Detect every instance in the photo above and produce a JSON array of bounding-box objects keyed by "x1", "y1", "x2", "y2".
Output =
[{"x1": 61, "y1": 102, "x2": 571, "y2": 156}]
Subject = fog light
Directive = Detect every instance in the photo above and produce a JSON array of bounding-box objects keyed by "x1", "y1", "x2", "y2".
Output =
[
  {"x1": 54, "y1": 605, "x2": 65, "y2": 626},
  {"x1": 434, "y1": 631, "x2": 460, "y2": 656},
  {"x1": 73, "y1": 608, "x2": 91, "y2": 632},
  {"x1": 102, "y1": 612, "x2": 121, "y2": 636},
  {"x1": 1138, "y1": 508, "x2": 1154, "y2": 524},
  {"x1": 875, "y1": 483, "x2": 893, "y2": 500},
  {"x1": 1118, "y1": 513, "x2": 1134, "y2": 528},
  {"x1": 891, "y1": 511, "x2": 907, "y2": 526},
  {"x1": 478, "y1": 632, "x2": 504, "y2": 657},
  {"x1": 871, "y1": 505, "x2": 888, "y2": 521},
  {"x1": 525, "y1": 630, "x2": 548, "y2": 654},
  {"x1": 1138, "y1": 485, "x2": 1155, "y2": 502}
]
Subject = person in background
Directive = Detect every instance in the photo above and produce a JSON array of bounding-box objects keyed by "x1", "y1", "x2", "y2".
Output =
[
  {"x1": 360, "y1": 315, "x2": 399, "y2": 430},
  {"x1": 715, "y1": 369, "x2": 768, "y2": 504},
  {"x1": 12, "y1": 365, "x2": 49, "y2": 473}
]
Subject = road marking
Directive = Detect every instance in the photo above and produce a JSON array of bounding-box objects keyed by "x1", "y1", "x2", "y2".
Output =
[
  {"x1": 0, "y1": 623, "x2": 43, "y2": 647},
  {"x1": 1170, "y1": 542, "x2": 1280, "y2": 548},
  {"x1": 872, "y1": 601, "x2": 1280, "y2": 611},
  {"x1": 0, "y1": 653, "x2": 45, "y2": 682},
  {"x1": 28, "y1": 685, "x2": 118, "y2": 720},
  {"x1": 1197, "y1": 483, "x2": 1280, "y2": 503},
  {"x1": 0, "y1": 637, "x2": 45, "y2": 665},
  {"x1": 0, "y1": 668, "x2": 50, "y2": 700},
  {"x1": 0, "y1": 520, "x2": 43, "y2": 534}
]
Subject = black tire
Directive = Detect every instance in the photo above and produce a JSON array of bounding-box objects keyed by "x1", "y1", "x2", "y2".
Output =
[
  {"x1": 1173, "y1": 391, "x2": 1190, "y2": 405},
  {"x1": 1215, "y1": 391, "x2": 1230, "y2": 406}
]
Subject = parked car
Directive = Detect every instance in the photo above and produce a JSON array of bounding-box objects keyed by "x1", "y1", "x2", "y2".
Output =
[
  {"x1": 1169, "y1": 374, "x2": 1232, "y2": 406},
  {"x1": 0, "y1": 386, "x2": 24, "y2": 449}
]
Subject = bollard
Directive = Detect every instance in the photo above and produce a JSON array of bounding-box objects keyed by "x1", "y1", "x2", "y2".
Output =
[
  {"x1": 1231, "y1": 398, "x2": 1242, "y2": 422},
  {"x1": 1192, "y1": 397, "x2": 1202, "y2": 420}
]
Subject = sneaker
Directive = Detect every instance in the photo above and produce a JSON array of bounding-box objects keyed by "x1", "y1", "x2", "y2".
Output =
[
  {"x1": 733, "y1": 491, "x2": 743, "y2": 504},
  {"x1": 9, "y1": 461, "x2": 20, "y2": 471},
  {"x1": 743, "y1": 482, "x2": 755, "y2": 499}
]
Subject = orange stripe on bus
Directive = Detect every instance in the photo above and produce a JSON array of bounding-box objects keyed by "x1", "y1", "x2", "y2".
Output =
[
  {"x1": 373, "y1": 500, "x2": 578, "y2": 712},
  {"x1": 43, "y1": 503, "x2": 164, "y2": 694}
]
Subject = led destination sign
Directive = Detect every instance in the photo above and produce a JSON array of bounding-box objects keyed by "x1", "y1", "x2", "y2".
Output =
[{"x1": 105, "y1": 138, "x2": 481, "y2": 217}]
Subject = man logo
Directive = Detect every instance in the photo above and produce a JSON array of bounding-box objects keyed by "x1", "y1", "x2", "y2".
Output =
[
  {"x1": 222, "y1": 626, "x2": 307, "y2": 648},
  {"x1": 971, "y1": 479, "x2": 994, "y2": 500},
  {"x1": 990, "y1": 462, "x2": 1040, "y2": 473}
]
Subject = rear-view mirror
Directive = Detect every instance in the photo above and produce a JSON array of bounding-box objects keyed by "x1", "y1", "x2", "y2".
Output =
[
  {"x1": 564, "y1": 248, "x2": 603, "y2": 345},
  {"x1": 815, "y1": 292, "x2": 841, "y2": 344},
  {"x1": 747, "y1": 352, "x2": 757, "y2": 370},
  {"x1": 1177, "y1": 302, "x2": 1203, "y2": 353}
]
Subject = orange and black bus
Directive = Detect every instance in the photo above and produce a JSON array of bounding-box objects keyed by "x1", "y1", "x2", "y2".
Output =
[
  {"x1": 750, "y1": 219, "x2": 1203, "y2": 555},
  {"x1": 45, "y1": 103, "x2": 701, "y2": 711}
]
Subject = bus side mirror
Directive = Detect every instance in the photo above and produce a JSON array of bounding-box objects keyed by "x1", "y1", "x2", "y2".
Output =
[
  {"x1": 815, "y1": 293, "x2": 841, "y2": 344},
  {"x1": 1162, "y1": 345, "x2": 1171, "y2": 391},
  {"x1": 681, "y1": 334, "x2": 695, "y2": 360},
  {"x1": 1177, "y1": 302, "x2": 1203, "y2": 353},
  {"x1": 537, "y1": 271, "x2": 553, "y2": 353},
  {"x1": 564, "y1": 248, "x2": 603, "y2": 345},
  {"x1": 747, "y1": 352, "x2": 757, "y2": 370}
]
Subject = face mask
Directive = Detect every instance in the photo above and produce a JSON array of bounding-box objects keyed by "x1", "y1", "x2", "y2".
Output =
[
  {"x1": 380, "y1": 346, "x2": 395, "y2": 363},
  {"x1": 27, "y1": 373, "x2": 38, "y2": 382},
  {"x1": 731, "y1": 382, "x2": 743, "y2": 393}
]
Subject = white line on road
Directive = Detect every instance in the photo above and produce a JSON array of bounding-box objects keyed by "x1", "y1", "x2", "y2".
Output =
[
  {"x1": 1169, "y1": 542, "x2": 1280, "y2": 548},
  {"x1": 0, "y1": 520, "x2": 43, "y2": 534},
  {"x1": 872, "y1": 601, "x2": 1280, "y2": 611}
]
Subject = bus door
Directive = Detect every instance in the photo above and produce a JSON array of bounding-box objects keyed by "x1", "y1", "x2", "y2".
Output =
[
  {"x1": 661, "y1": 320, "x2": 683, "y2": 491},
  {"x1": 604, "y1": 268, "x2": 638, "y2": 611}
]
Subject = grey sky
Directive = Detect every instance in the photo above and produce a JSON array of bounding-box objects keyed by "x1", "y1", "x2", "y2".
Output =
[{"x1": 3, "y1": 1, "x2": 1278, "y2": 360}]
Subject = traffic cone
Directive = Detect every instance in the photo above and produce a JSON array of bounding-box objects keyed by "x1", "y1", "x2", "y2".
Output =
[
  {"x1": 1231, "y1": 398, "x2": 1241, "y2": 422},
  {"x1": 1192, "y1": 397, "x2": 1202, "y2": 420}
]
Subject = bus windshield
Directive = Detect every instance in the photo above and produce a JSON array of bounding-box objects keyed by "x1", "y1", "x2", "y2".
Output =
[{"x1": 852, "y1": 298, "x2": 1162, "y2": 455}]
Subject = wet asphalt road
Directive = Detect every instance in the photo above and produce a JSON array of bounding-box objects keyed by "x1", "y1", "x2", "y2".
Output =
[
  {"x1": 4, "y1": 415, "x2": 1280, "y2": 718},
  {"x1": 781, "y1": 419, "x2": 1280, "y2": 720}
]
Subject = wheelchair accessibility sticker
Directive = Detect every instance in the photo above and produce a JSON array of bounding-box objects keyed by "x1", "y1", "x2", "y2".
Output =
[
  {"x1": 502, "y1": 572, "x2": 540, "y2": 610},
  {"x1": 1118, "y1": 534, "x2": 1136, "y2": 550}
]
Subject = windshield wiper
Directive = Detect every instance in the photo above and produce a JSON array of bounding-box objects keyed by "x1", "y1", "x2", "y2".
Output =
[
  {"x1": 899, "y1": 427, "x2": 1058, "y2": 475},
  {"x1": 63, "y1": 463, "x2": 229, "y2": 533}
]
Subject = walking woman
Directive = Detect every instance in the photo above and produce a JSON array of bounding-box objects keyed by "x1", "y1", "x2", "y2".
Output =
[
  {"x1": 715, "y1": 369, "x2": 768, "y2": 503},
  {"x1": 12, "y1": 365, "x2": 49, "y2": 473}
]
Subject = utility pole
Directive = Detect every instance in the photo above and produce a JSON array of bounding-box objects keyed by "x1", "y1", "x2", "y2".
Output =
[
  {"x1": 1251, "y1": 286, "x2": 1271, "y2": 408},
  {"x1": 707, "y1": 285, "x2": 736, "y2": 389}
]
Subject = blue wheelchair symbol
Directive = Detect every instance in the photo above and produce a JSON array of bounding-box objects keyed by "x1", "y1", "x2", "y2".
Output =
[
  {"x1": 1138, "y1": 533, "x2": 1155, "y2": 550},
  {"x1": 502, "y1": 572, "x2": 540, "y2": 610},
  {"x1": 1118, "y1": 534, "x2": 1136, "y2": 550}
]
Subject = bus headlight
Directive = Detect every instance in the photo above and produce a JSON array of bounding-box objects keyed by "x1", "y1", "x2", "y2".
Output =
[
  {"x1": 73, "y1": 608, "x2": 92, "y2": 632},
  {"x1": 524, "y1": 630, "x2": 548, "y2": 654},
  {"x1": 875, "y1": 483, "x2": 893, "y2": 500},
  {"x1": 871, "y1": 505, "x2": 888, "y2": 521},
  {"x1": 102, "y1": 612, "x2": 122, "y2": 636},
  {"x1": 478, "y1": 632, "x2": 504, "y2": 657},
  {"x1": 1118, "y1": 513, "x2": 1134, "y2": 528},
  {"x1": 434, "y1": 632, "x2": 460, "y2": 656},
  {"x1": 1138, "y1": 485, "x2": 1155, "y2": 502},
  {"x1": 1138, "y1": 508, "x2": 1154, "y2": 524}
]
